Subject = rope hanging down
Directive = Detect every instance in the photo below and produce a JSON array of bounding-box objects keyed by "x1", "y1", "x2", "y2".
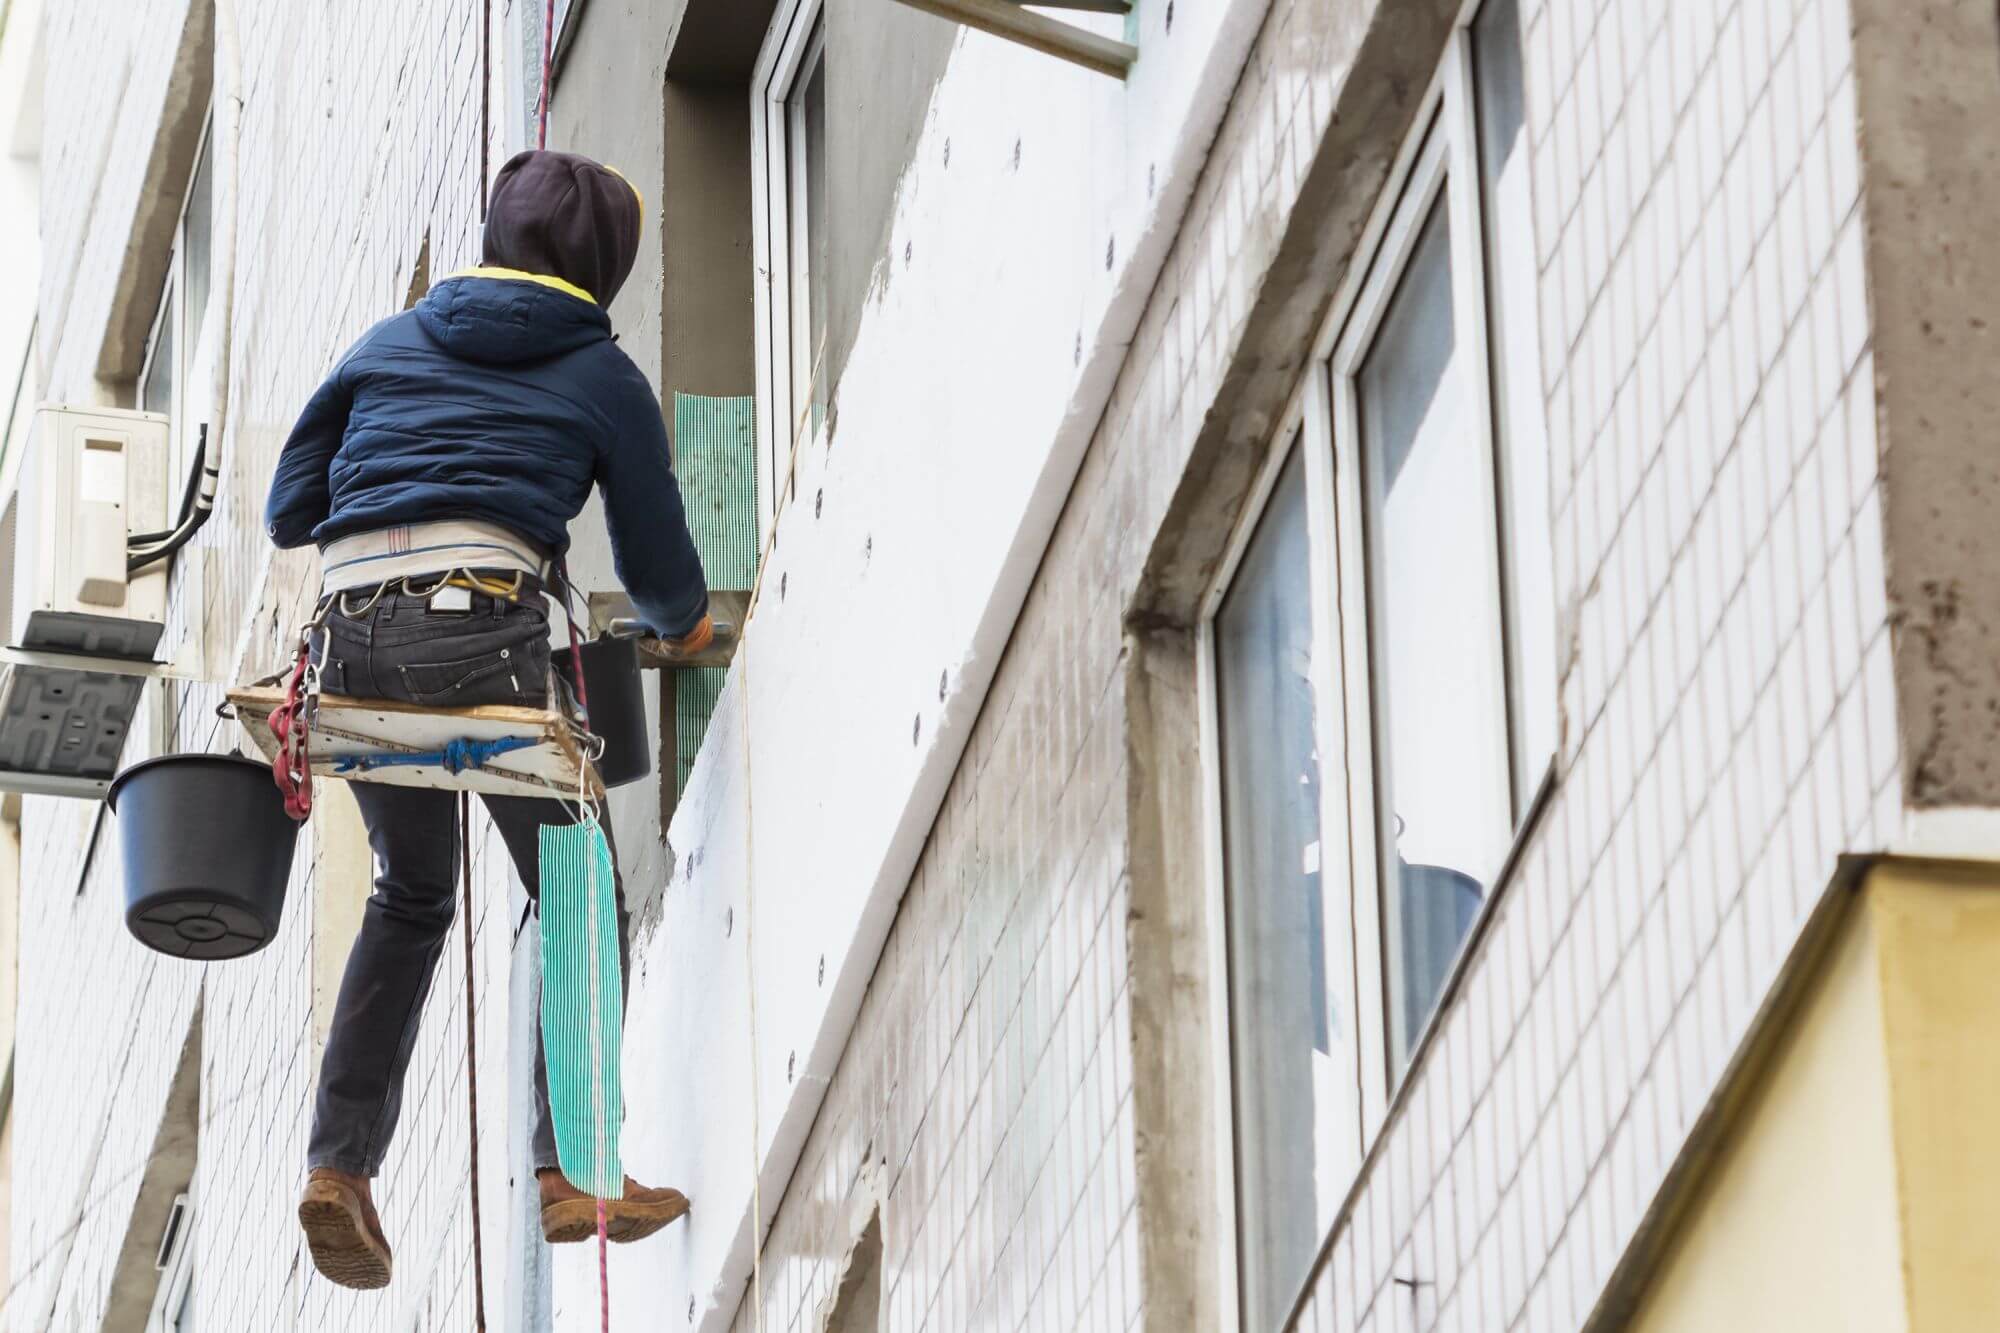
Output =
[
  {"x1": 461, "y1": 793, "x2": 490, "y2": 1331},
  {"x1": 436, "y1": 9, "x2": 639, "y2": 1328},
  {"x1": 537, "y1": 0, "x2": 555, "y2": 150},
  {"x1": 421, "y1": 1, "x2": 595, "y2": 1326}
]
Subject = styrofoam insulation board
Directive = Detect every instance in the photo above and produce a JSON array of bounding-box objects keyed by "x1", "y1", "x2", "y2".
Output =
[{"x1": 556, "y1": 2, "x2": 1275, "y2": 1323}]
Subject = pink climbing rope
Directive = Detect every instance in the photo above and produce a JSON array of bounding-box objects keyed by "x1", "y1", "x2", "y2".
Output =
[
  {"x1": 597, "y1": 1200, "x2": 611, "y2": 1331},
  {"x1": 537, "y1": 0, "x2": 555, "y2": 149},
  {"x1": 540, "y1": 2, "x2": 608, "y2": 1320}
]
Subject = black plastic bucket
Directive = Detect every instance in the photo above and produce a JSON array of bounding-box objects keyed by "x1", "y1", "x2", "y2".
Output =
[
  {"x1": 108, "y1": 754, "x2": 301, "y2": 961},
  {"x1": 554, "y1": 637, "x2": 651, "y2": 788}
]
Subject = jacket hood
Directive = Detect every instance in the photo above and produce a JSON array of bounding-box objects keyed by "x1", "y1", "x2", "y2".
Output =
[
  {"x1": 483, "y1": 150, "x2": 644, "y2": 307},
  {"x1": 413, "y1": 273, "x2": 613, "y2": 364}
]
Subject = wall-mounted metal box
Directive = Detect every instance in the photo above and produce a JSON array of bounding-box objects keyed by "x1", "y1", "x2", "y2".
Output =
[
  {"x1": 0, "y1": 405, "x2": 175, "y2": 797},
  {"x1": 14, "y1": 404, "x2": 171, "y2": 658}
]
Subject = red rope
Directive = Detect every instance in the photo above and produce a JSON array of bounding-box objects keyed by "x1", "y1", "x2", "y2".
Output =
[
  {"x1": 535, "y1": 14, "x2": 610, "y2": 1320},
  {"x1": 270, "y1": 641, "x2": 314, "y2": 821},
  {"x1": 537, "y1": 0, "x2": 554, "y2": 149},
  {"x1": 461, "y1": 793, "x2": 490, "y2": 1330},
  {"x1": 597, "y1": 1200, "x2": 610, "y2": 1331}
]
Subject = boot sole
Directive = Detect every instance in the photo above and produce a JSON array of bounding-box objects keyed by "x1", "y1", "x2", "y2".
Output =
[
  {"x1": 299, "y1": 1182, "x2": 393, "y2": 1290},
  {"x1": 541, "y1": 1193, "x2": 690, "y2": 1245}
]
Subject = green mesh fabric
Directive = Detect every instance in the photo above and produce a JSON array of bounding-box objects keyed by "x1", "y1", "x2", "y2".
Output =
[
  {"x1": 674, "y1": 667, "x2": 726, "y2": 799},
  {"x1": 539, "y1": 820, "x2": 625, "y2": 1199},
  {"x1": 670, "y1": 393, "x2": 756, "y2": 799},
  {"x1": 672, "y1": 393, "x2": 758, "y2": 589}
]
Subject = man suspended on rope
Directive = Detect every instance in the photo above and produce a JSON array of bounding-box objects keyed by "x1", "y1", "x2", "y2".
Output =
[{"x1": 265, "y1": 149, "x2": 705, "y2": 1292}]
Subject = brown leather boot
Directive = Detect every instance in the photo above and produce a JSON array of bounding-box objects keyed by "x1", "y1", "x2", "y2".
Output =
[
  {"x1": 538, "y1": 1169, "x2": 690, "y2": 1245},
  {"x1": 299, "y1": 1168, "x2": 393, "y2": 1290}
]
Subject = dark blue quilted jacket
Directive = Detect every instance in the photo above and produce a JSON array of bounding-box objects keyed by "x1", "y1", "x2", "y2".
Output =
[{"x1": 264, "y1": 271, "x2": 708, "y2": 637}]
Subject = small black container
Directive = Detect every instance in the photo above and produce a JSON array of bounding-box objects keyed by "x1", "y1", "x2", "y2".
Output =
[
  {"x1": 1396, "y1": 859, "x2": 1485, "y2": 1042},
  {"x1": 108, "y1": 754, "x2": 301, "y2": 961},
  {"x1": 554, "y1": 637, "x2": 652, "y2": 789}
]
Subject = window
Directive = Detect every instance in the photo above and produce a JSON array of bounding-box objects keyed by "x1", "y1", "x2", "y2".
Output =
[
  {"x1": 549, "y1": 0, "x2": 585, "y2": 75},
  {"x1": 752, "y1": 0, "x2": 829, "y2": 532},
  {"x1": 1330, "y1": 0, "x2": 1551, "y2": 1089},
  {"x1": 128, "y1": 112, "x2": 215, "y2": 758},
  {"x1": 137, "y1": 112, "x2": 216, "y2": 492},
  {"x1": 1352, "y1": 157, "x2": 1512, "y2": 1071},
  {"x1": 527, "y1": 0, "x2": 590, "y2": 113},
  {"x1": 788, "y1": 24, "x2": 830, "y2": 442},
  {"x1": 1473, "y1": 0, "x2": 1556, "y2": 796},
  {"x1": 1211, "y1": 432, "x2": 1358, "y2": 1333},
  {"x1": 146, "y1": 1194, "x2": 194, "y2": 1332},
  {"x1": 141, "y1": 292, "x2": 175, "y2": 417},
  {"x1": 1204, "y1": 2, "x2": 1549, "y2": 1323}
]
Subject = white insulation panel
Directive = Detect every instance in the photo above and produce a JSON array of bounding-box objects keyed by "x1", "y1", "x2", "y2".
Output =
[{"x1": 561, "y1": 3, "x2": 1273, "y2": 1323}]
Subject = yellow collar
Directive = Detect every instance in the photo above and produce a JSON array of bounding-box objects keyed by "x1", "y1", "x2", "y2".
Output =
[
  {"x1": 603, "y1": 164, "x2": 646, "y2": 215},
  {"x1": 450, "y1": 266, "x2": 596, "y2": 304}
]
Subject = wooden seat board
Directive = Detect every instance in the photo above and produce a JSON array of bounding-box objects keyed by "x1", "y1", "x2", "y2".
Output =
[{"x1": 229, "y1": 687, "x2": 604, "y2": 802}]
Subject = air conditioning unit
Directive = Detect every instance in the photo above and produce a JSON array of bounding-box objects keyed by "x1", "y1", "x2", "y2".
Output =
[
  {"x1": 15, "y1": 404, "x2": 171, "y2": 655},
  {"x1": 0, "y1": 404, "x2": 173, "y2": 797}
]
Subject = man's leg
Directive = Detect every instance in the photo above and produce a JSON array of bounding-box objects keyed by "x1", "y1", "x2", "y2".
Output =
[{"x1": 307, "y1": 782, "x2": 460, "y2": 1175}]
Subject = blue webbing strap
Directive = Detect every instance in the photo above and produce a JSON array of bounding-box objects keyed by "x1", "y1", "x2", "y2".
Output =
[{"x1": 334, "y1": 735, "x2": 539, "y2": 776}]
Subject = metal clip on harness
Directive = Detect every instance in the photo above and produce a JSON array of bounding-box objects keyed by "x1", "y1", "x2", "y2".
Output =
[{"x1": 269, "y1": 609, "x2": 330, "y2": 822}]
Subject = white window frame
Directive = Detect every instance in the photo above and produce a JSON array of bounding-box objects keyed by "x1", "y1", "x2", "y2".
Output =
[
  {"x1": 1329, "y1": 6, "x2": 1557, "y2": 1125},
  {"x1": 138, "y1": 112, "x2": 217, "y2": 500},
  {"x1": 145, "y1": 1193, "x2": 194, "y2": 1333},
  {"x1": 750, "y1": 0, "x2": 829, "y2": 537},
  {"x1": 134, "y1": 111, "x2": 216, "y2": 756},
  {"x1": 138, "y1": 282, "x2": 180, "y2": 430},
  {"x1": 1195, "y1": 372, "x2": 1351, "y2": 1333},
  {"x1": 1196, "y1": 4, "x2": 1555, "y2": 1323},
  {"x1": 1328, "y1": 95, "x2": 1483, "y2": 1130},
  {"x1": 548, "y1": 0, "x2": 588, "y2": 83}
]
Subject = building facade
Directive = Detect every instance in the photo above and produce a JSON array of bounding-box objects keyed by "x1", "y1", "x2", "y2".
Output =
[{"x1": 9, "y1": 0, "x2": 2000, "y2": 1330}]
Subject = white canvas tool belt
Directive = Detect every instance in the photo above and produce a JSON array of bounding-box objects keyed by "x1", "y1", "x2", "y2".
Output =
[{"x1": 319, "y1": 519, "x2": 552, "y2": 594}]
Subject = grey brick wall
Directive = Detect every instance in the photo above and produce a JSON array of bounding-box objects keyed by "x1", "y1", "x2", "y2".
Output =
[
  {"x1": 1293, "y1": 0, "x2": 1889, "y2": 1327},
  {"x1": 736, "y1": 1, "x2": 1892, "y2": 1333}
]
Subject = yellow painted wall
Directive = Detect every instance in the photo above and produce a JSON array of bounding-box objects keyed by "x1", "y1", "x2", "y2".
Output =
[
  {"x1": 1869, "y1": 863, "x2": 2000, "y2": 1330},
  {"x1": 1628, "y1": 898, "x2": 1908, "y2": 1333},
  {"x1": 1629, "y1": 861, "x2": 2000, "y2": 1333}
]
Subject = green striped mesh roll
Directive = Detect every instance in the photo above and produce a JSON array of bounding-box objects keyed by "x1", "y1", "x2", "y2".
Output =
[
  {"x1": 672, "y1": 393, "x2": 756, "y2": 802},
  {"x1": 539, "y1": 819, "x2": 626, "y2": 1200}
]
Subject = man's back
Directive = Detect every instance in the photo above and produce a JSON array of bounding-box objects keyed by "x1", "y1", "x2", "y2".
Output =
[
  {"x1": 266, "y1": 270, "x2": 706, "y2": 637},
  {"x1": 274, "y1": 273, "x2": 625, "y2": 554}
]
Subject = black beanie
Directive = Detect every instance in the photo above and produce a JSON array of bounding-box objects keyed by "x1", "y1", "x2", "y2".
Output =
[{"x1": 483, "y1": 150, "x2": 644, "y2": 306}]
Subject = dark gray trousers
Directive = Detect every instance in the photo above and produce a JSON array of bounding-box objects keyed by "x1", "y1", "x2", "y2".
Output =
[{"x1": 303, "y1": 584, "x2": 630, "y2": 1178}]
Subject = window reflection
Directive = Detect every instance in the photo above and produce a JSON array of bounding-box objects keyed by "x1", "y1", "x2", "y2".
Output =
[
  {"x1": 1212, "y1": 5, "x2": 1557, "y2": 1318},
  {"x1": 1358, "y1": 199, "x2": 1511, "y2": 1067},
  {"x1": 142, "y1": 293, "x2": 176, "y2": 418},
  {"x1": 184, "y1": 128, "x2": 215, "y2": 355},
  {"x1": 788, "y1": 31, "x2": 830, "y2": 437},
  {"x1": 1475, "y1": 0, "x2": 1559, "y2": 807},
  {"x1": 1217, "y1": 444, "x2": 1344, "y2": 1332}
]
